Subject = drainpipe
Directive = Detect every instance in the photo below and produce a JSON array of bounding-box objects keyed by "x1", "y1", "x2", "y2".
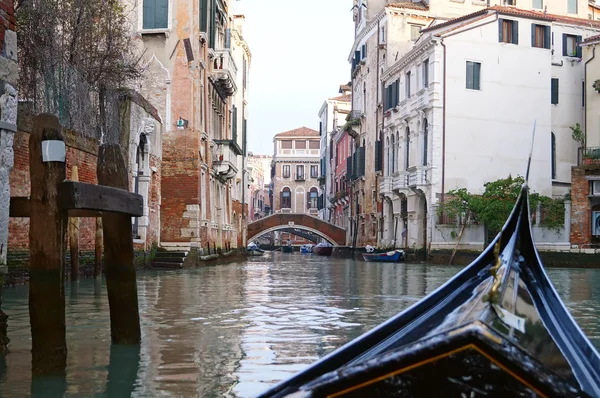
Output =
[
  {"x1": 440, "y1": 12, "x2": 499, "y2": 207},
  {"x1": 584, "y1": 46, "x2": 595, "y2": 151}
]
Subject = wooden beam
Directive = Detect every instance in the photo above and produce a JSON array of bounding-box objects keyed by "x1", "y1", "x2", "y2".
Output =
[
  {"x1": 57, "y1": 181, "x2": 143, "y2": 217},
  {"x1": 9, "y1": 197, "x2": 30, "y2": 217}
]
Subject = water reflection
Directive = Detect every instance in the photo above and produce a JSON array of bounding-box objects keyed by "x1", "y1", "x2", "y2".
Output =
[{"x1": 0, "y1": 255, "x2": 597, "y2": 397}]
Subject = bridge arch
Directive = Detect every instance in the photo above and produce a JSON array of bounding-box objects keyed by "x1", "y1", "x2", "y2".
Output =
[{"x1": 248, "y1": 213, "x2": 346, "y2": 246}]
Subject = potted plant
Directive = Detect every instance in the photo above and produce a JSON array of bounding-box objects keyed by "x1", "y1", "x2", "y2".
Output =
[{"x1": 593, "y1": 79, "x2": 600, "y2": 93}]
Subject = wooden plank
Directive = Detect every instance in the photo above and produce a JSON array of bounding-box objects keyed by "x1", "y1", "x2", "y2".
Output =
[
  {"x1": 9, "y1": 197, "x2": 31, "y2": 217},
  {"x1": 97, "y1": 143, "x2": 141, "y2": 344},
  {"x1": 95, "y1": 217, "x2": 103, "y2": 279},
  {"x1": 57, "y1": 181, "x2": 143, "y2": 217},
  {"x1": 29, "y1": 113, "x2": 67, "y2": 376}
]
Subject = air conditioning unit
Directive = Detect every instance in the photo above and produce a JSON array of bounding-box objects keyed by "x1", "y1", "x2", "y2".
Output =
[
  {"x1": 592, "y1": 181, "x2": 600, "y2": 196},
  {"x1": 593, "y1": 211, "x2": 600, "y2": 236}
]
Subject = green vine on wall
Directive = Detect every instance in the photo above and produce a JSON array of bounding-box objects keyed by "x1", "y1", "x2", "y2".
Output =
[{"x1": 438, "y1": 175, "x2": 565, "y2": 232}]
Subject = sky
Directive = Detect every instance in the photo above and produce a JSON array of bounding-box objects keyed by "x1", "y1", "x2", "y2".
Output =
[{"x1": 232, "y1": 0, "x2": 355, "y2": 155}]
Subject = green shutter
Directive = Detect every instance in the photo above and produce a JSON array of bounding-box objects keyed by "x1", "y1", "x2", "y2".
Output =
[
  {"x1": 551, "y1": 78, "x2": 559, "y2": 104},
  {"x1": 143, "y1": 0, "x2": 156, "y2": 29},
  {"x1": 562, "y1": 34, "x2": 568, "y2": 56},
  {"x1": 498, "y1": 19, "x2": 504, "y2": 42},
  {"x1": 544, "y1": 26, "x2": 551, "y2": 49},
  {"x1": 512, "y1": 21, "x2": 519, "y2": 45},
  {"x1": 156, "y1": 0, "x2": 168, "y2": 29},
  {"x1": 577, "y1": 35, "x2": 583, "y2": 58},
  {"x1": 200, "y1": 0, "x2": 208, "y2": 32},
  {"x1": 531, "y1": 24, "x2": 536, "y2": 47},
  {"x1": 466, "y1": 61, "x2": 473, "y2": 89},
  {"x1": 143, "y1": 0, "x2": 168, "y2": 29}
]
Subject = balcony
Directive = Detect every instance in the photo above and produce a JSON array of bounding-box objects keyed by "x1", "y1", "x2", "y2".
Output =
[
  {"x1": 343, "y1": 111, "x2": 362, "y2": 138},
  {"x1": 209, "y1": 49, "x2": 238, "y2": 97},
  {"x1": 581, "y1": 146, "x2": 600, "y2": 166},
  {"x1": 408, "y1": 167, "x2": 429, "y2": 187},
  {"x1": 392, "y1": 171, "x2": 409, "y2": 192},
  {"x1": 212, "y1": 141, "x2": 240, "y2": 180},
  {"x1": 379, "y1": 176, "x2": 392, "y2": 197}
]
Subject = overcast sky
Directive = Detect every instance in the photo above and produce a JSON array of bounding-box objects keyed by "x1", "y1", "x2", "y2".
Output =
[{"x1": 233, "y1": 0, "x2": 355, "y2": 155}]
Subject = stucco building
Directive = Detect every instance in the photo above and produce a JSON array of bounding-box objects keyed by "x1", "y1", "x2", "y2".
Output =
[
  {"x1": 126, "y1": 0, "x2": 251, "y2": 251},
  {"x1": 270, "y1": 127, "x2": 321, "y2": 215},
  {"x1": 248, "y1": 154, "x2": 272, "y2": 221}
]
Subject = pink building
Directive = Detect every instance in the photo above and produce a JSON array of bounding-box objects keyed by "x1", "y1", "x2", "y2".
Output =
[{"x1": 329, "y1": 129, "x2": 351, "y2": 231}]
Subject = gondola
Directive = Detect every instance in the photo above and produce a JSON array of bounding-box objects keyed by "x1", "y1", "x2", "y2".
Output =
[
  {"x1": 313, "y1": 242, "x2": 334, "y2": 256},
  {"x1": 281, "y1": 245, "x2": 294, "y2": 253},
  {"x1": 247, "y1": 242, "x2": 265, "y2": 256},
  {"x1": 258, "y1": 143, "x2": 600, "y2": 397}
]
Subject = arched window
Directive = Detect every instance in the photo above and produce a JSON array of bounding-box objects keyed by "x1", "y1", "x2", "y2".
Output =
[
  {"x1": 551, "y1": 132, "x2": 556, "y2": 180},
  {"x1": 405, "y1": 127, "x2": 410, "y2": 170},
  {"x1": 391, "y1": 134, "x2": 395, "y2": 173},
  {"x1": 308, "y1": 187, "x2": 318, "y2": 209},
  {"x1": 423, "y1": 119, "x2": 428, "y2": 166},
  {"x1": 281, "y1": 187, "x2": 291, "y2": 209}
]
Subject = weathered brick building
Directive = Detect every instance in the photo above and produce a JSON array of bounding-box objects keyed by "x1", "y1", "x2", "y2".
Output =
[{"x1": 126, "y1": 0, "x2": 251, "y2": 252}]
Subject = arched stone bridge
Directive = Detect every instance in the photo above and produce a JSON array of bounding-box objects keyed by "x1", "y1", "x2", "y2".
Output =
[{"x1": 248, "y1": 213, "x2": 346, "y2": 246}]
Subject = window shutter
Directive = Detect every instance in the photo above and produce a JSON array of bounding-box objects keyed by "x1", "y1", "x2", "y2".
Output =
[
  {"x1": 355, "y1": 50, "x2": 361, "y2": 63},
  {"x1": 512, "y1": 21, "x2": 519, "y2": 45},
  {"x1": 466, "y1": 61, "x2": 473, "y2": 89},
  {"x1": 225, "y1": 28, "x2": 231, "y2": 49},
  {"x1": 143, "y1": 0, "x2": 156, "y2": 29},
  {"x1": 531, "y1": 24, "x2": 536, "y2": 47},
  {"x1": 473, "y1": 63, "x2": 481, "y2": 90},
  {"x1": 280, "y1": 192, "x2": 284, "y2": 209},
  {"x1": 391, "y1": 83, "x2": 396, "y2": 108},
  {"x1": 395, "y1": 80, "x2": 400, "y2": 105},
  {"x1": 498, "y1": 19, "x2": 504, "y2": 42},
  {"x1": 577, "y1": 35, "x2": 583, "y2": 58},
  {"x1": 307, "y1": 192, "x2": 310, "y2": 209},
  {"x1": 551, "y1": 78, "x2": 559, "y2": 104},
  {"x1": 562, "y1": 34, "x2": 568, "y2": 56},
  {"x1": 544, "y1": 27, "x2": 551, "y2": 49},
  {"x1": 156, "y1": 0, "x2": 168, "y2": 29}
]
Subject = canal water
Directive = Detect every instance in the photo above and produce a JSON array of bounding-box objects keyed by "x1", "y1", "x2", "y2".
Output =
[{"x1": 0, "y1": 252, "x2": 599, "y2": 397}]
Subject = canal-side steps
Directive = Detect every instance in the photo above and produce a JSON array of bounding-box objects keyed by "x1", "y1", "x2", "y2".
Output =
[{"x1": 151, "y1": 250, "x2": 188, "y2": 270}]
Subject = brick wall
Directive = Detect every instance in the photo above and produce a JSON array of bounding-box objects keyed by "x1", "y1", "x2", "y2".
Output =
[
  {"x1": 571, "y1": 164, "x2": 600, "y2": 246},
  {"x1": 160, "y1": 130, "x2": 200, "y2": 242},
  {"x1": 0, "y1": 0, "x2": 16, "y2": 54},
  {"x1": 9, "y1": 130, "x2": 100, "y2": 251}
]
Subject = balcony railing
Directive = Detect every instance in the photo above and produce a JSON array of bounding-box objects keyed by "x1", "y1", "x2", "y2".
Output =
[
  {"x1": 392, "y1": 171, "x2": 409, "y2": 191},
  {"x1": 210, "y1": 49, "x2": 238, "y2": 97},
  {"x1": 212, "y1": 143, "x2": 239, "y2": 180},
  {"x1": 379, "y1": 176, "x2": 392, "y2": 196},
  {"x1": 408, "y1": 167, "x2": 428, "y2": 187},
  {"x1": 581, "y1": 146, "x2": 600, "y2": 165}
]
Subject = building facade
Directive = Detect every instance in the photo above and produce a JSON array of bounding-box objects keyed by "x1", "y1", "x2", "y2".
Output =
[
  {"x1": 317, "y1": 85, "x2": 351, "y2": 221},
  {"x1": 329, "y1": 128, "x2": 352, "y2": 244},
  {"x1": 125, "y1": 0, "x2": 251, "y2": 252},
  {"x1": 248, "y1": 154, "x2": 273, "y2": 221},
  {"x1": 270, "y1": 127, "x2": 321, "y2": 215}
]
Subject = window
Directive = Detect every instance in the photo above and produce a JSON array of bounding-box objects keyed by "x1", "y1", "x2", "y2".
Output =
[
  {"x1": 499, "y1": 19, "x2": 519, "y2": 44},
  {"x1": 391, "y1": 135, "x2": 395, "y2": 173},
  {"x1": 551, "y1": 133, "x2": 556, "y2": 179},
  {"x1": 410, "y1": 25, "x2": 421, "y2": 41},
  {"x1": 406, "y1": 71, "x2": 411, "y2": 98},
  {"x1": 310, "y1": 165, "x2": 319, "y2": 178},
  {"x1": 532, "y1": 0, "x2": 543, "y2": 9},
  {"x1": 281, "y1": 187, "x2": 291, "y2": 209},
  {"x1": 531, "y1": 24, "x2": 550, "y2": 49},
  {"x1": 423, "y1": 59, "x2": 429, "y2": 88},
  {"x1": 583, "y1": 81, "x2": 585, "y2": 107},
  {"x1": 309, "y1": 188, "x2": 318, "y2": 209},
  {"x1": 381, "y1": 26, "x2": 386, "y2": 43},
  {"x1": 282, "y1": 165, "x2": 291, "y2": 178},
  {"x1": 466, "y1": 61, "x2": 481, "y2": 90},
  {"x1": 563, "y1": 34, "x2": 582, "y2": 57},
  {"x1": 295, "y1": 140, "x2": 306, "y2": 149},
  {"x1": 361, "y1": 43, "x2": 367, "y2": 60},
  {"x1": 309, "y1": 140, "x2": 320, "y2": 149},
  {"x1": 281, "y1": 140, "x2": 292, "y2": 149},
  {"x1": 296, "y1": 165, "x2": 304, "y2": 180},
  {"x1": 423, "y1": 119, "x2": 428, "y2": 166},
  {"x1": 405, "y1": 127, "x2": 410, "y2": 170},
  {"x1": 568, "y1": 0, "x2": 577, "y2": 14},
  {"x1": 551, "y1": 78, "x2": 559, "y2": 104},
  {"x1": 143, "y1": 0, "x2": 168, "y2": 29}
]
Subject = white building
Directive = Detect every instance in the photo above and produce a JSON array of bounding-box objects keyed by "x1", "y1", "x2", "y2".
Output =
[
  {"x1": 379, "y1": 6, "x2": 600, "y2": 250},
  {"x1": 317, "y1": 85, "x2": 351, "y2": 221}
]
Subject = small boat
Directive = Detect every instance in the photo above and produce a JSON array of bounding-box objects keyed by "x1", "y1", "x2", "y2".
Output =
[
  {"x1": 281, "y1": 245, "x2": 294, "y2": 253},
  {"x1": 300, "y1": 244, "x2": 313, "y2": 254},
  {"x1": 362, "y1": 249, "x2": 404, "y2": 262},
  {"x1": 247, "y1": 242, "x2": 265, "y2": 256},
  {"x1": 312, "y1": 242, "x2": 333, "y2": 256},
  {"x1": 258, "y1": 172, "x2": 600, "y2": 395}
]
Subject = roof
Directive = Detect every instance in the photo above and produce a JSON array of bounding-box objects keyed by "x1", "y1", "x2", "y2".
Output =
[
  {"x1": 388, "y1": 1, "x2": 429, "y2": 11},
  {"x1": 339, "y1": 84, "x2": 351, "y2": 93},
  {"x1": 328, "y1": 94, "x2": 352, "y2": 102},
  {"x1": 423, "y1": 6, "x2": 600, "y2": 36},
  {"x1": 275, "y1": 127, "x2": 319, "y2": 138},
  {"x1": 581, "y1": 32, "x2": 600, "y2": 44}
]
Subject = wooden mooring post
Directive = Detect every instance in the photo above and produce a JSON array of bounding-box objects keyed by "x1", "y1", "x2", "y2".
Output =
[
  {"x1": 95, "y1": 217, "x2": 103, "y2": 278},
  {"x1": 29, "y1": 114, "x2": 67, "y2": 375},
  {"x1": 97, "y1": 144, "x2": 141, "y2": 344},
  {"x1": 69, "y1": 166, "x2": 80, "y2": 281}
]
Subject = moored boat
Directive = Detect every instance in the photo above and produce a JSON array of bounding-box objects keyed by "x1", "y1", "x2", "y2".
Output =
[
  {"x1": 300, "y1": 244, "x2": 313, "y2": 254},
  {"x1": 247, "y1": 242, "x2": 265, "y2": 256},
  {"x1": 258, "y1": 184, "x2": 600, "y2": 397},
  {"x1": 312, "y1": 242, "x2": 333, "y2": 256},
  {"x1": 362, "y1": 249, "x2": 404, "y2": 263},
  {"x1": 281, "y1": 245, "x2": 294, "y2": 253}
]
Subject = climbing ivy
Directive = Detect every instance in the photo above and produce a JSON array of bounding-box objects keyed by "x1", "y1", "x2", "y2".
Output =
[{"x1": 438, "y1": 175, "x2": 565, "y2": 232}]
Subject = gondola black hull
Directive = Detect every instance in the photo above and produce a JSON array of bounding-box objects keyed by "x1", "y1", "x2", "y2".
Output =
[{"x1": 257, "y1": 186, "x2": 600, "y2": 398}]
